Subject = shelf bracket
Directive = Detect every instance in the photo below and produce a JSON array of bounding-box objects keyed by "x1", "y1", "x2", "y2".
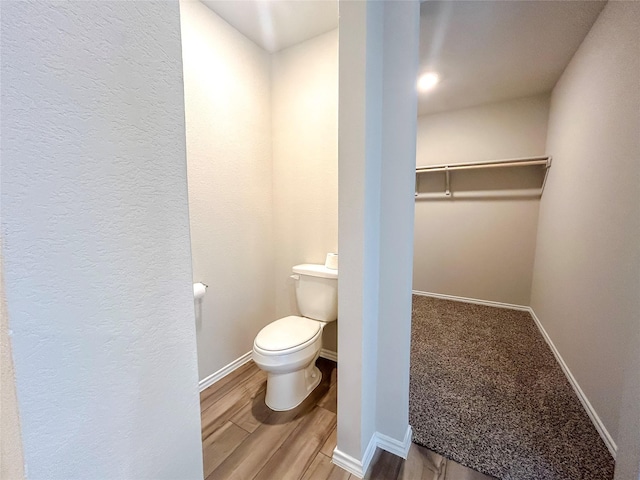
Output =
[{"x1": 445, "y1": 166, "x2": 451, "y2": 197}]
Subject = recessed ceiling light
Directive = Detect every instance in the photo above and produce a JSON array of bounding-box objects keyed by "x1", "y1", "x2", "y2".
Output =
[{"x1": 418, "y1": 72, "x2": 440, "y2": 91}]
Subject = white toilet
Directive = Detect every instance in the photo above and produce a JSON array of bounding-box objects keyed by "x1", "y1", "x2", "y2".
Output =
[{"x1": 252, "y1": 263, "x2": 338, "y2": 411}]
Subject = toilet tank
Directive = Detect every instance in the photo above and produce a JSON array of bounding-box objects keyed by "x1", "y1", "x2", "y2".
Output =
[{"x1": 292, "y1": 264, "x2": 338, "y2": 322}]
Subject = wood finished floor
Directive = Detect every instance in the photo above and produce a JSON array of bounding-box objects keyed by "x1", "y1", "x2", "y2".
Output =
[{"x1": 200, "y1": 358, "x2": 495, "y2": 480}]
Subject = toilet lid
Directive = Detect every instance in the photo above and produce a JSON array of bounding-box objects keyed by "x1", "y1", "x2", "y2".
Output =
[{"x1": 255, "y1": 316, "x2": 321, "y2": 352}]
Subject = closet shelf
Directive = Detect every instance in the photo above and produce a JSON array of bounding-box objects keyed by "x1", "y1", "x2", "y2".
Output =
[{"x1": 415, "y1": 155, "x2": 552, "y2": 199}]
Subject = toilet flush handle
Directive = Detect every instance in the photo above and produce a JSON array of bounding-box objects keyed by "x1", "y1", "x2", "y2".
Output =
[{"x1": 290, "y1": 274, "x2": 300, "y2": 281}]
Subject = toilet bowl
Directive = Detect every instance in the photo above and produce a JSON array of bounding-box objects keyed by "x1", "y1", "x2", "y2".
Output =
[
  {"x1": 252, "y1": 316, "x2": 324, "y2": 410},
  {"x1": 252, "y1": 263, "x2": 338, "y2": 411}
]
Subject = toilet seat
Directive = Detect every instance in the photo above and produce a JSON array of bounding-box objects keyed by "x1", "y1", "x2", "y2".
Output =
[{"x1": 254, "y1": 316, "x2": 322, "y2": 356}]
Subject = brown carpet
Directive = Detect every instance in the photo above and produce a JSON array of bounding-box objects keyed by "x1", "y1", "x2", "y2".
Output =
[{"x1": 409, "y1": 295, "x2": 615, "y2": 480}]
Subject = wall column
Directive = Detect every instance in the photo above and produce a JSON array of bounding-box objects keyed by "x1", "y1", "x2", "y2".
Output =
[{"x1": 335, "y1": 0, "x2": 419, "y2": 476}]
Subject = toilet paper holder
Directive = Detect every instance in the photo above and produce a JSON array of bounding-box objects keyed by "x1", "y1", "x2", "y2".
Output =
[{"x1": 193, "y1": 282, "x2": 208, "y2": 301}]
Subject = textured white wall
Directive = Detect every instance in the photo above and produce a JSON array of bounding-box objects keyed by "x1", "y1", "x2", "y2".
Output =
[
  {"x1": 1, "y1": 2, "x2": 203, "y2": 478},
  {"x1": 272, "y1": 29, "x2": 339, "y2": 352},
  {"x1": 531, "y1": 0, "x2": 640, "y2": 461},
  {"x1": 180, "y1": 0, "x2": 275, "y2": 381},
  {"x1": 414, "y1": 94, "x2": 550, "y2": 305}
]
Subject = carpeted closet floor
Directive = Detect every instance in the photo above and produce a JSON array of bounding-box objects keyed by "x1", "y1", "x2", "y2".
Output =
[{"x1": 409, "y1": 295, "x2": 615, "y2": 480}]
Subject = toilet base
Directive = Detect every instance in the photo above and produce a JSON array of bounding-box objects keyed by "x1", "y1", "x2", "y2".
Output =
[{"x1": 265, "y1": 363, "x2": 322, "y2": 411}]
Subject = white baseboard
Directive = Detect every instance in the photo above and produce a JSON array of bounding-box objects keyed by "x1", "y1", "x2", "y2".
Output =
[
  {"x1": 528, "y1": 308, "x2": 617, "y2": 458},
  {"x1": 320, "y1": 348, "x2": 338, "y2": 362},
  {"x1": 332, "y1": 433, "x2": 377, "y2": 479},
  {"x1": 198, "y1": 351, "x2": 252, "y2": 392},
  {"x1": 332, "y1": 426, "x2": 412, "y2": 478},
  {"x1": 199, "y1": 349, "x2": 335, "y2": 393},
  {"x1": 331, "y1": 448, "x2": 366, "y2": 478},
  {"x1": 376, "y1": 426, "x2": 412, "y2": 459},
  {"x1": 412, "y1": 290, "x2": 529, "y2": 311}
]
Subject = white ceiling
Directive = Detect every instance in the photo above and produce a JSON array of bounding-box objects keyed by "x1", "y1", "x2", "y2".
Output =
[
  {"x1": 200, "y1": 0, "x2": 605, "y2": 116},
  {"x1": 201, "y1": 0, "x2": 338, "y2": 53},
  {"x1": 418, "y1": 1, "x2": 606, "y2": 115}
]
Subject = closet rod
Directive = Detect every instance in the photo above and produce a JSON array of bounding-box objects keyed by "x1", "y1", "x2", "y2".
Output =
[{"x1": 416, "y1": 156, "x2": 551, "y2": 173}]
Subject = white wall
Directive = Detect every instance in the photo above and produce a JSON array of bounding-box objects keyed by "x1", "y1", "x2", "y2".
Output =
[
  {"x1": 271, "y1": 29, "x2": 339, "y2": 352},
  {"x1": 375, "y1": 1, "x2": 420, "y2": 443},
  {"x1": 414, "y1": 94, "x2": 550, "y2": 305},
  {"x1": 616, "y1": 329, "x2": 640, "y2": 480},
  {"x1": 180, "y1": 0, "x2": 275, "y2": 381},
  {"x1": 337, "y1": 1, "x2": 382, "y2": 464},
  {"x1": 530, "y1": 0, "x2": 640, "y2": 465},
  {"x1": 1, "y1": 2, "x2": 203, "y2": 478},
  {"x1": 336, "y1": 1, "x2": 419, "y2": 475}
]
